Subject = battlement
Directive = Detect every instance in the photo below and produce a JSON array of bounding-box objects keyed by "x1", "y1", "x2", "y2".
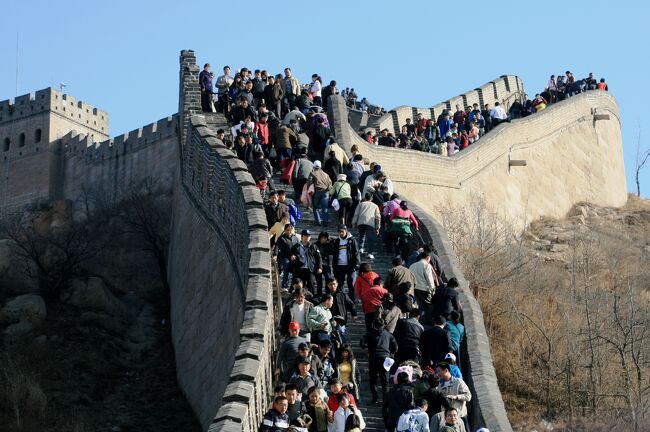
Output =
[
  {"x1": 62, "y1": 114, "x2": 177, "y2": 163},
  {"x1": 0, "y1": 87, "x2": 109, "y2": 138}
]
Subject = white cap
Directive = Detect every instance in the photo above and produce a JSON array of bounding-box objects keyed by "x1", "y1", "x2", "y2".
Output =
[
  {"x1": 476, "y1": 428, "x2": 490, "y2": 432},
  {"x1": 313, "y1": 160, "x2": 321, "y2": 168},
  {"x1": 445, "y1": 353, "x2": 456, "y2": 362}
]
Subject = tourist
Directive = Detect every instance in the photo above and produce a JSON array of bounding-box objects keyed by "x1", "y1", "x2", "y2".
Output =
[
  {"x1": 397, "y1": 398, "x2": 430, "y2": 432},
  {"x1": 280, "y1": 287, "x2": 314, "y2": 339},
  {"x1": 285, "y1": 383, "x2": 307, "y2": 422},
  {"x1": 445, "y1": 311, "x2": 465, "y2": 367},
  {"x1": 199, "y1": 63, "x2": 213, "y2": 112},
  {"x1": 358, "y1": 275, "x2": 385, "y2": 325},
  {"x1": 352, "y1": 193, "x2": 381, "y2": 257},
  {"x1": 276, "y1": 321, "x2": 309, "y2": 382},
  {"x1": 389, "y1": 201, "x2": 419, "y2": 260},
  {"x1": 354, "y1": 262, "x2": 380, "y2": 301},
  {"x1": 305, "y1": 386, "x2": 332, "y2": 432},
  {"x1": 327, "y1": 377, "x2": 357, "y2": 412},
  {"x1": 384, "y1": 257, "x2": 417, "y2": 296},
  {"x1": 290, "y1": 229, "x2": 322, "y2": 295},
  {"x1": 307, "y1": 293, "x2": 333, "y2": 344},
  {"x1": 435, "y1": 363, "x2": 471, "y2": 432},
  {"x1": 336, "y1": 346, "x2": 360, "y2": 401},
  {"x1": 409, "y1": 251, "x2": 437, "y2": 323},
  {"x1": 307, "y1": 161, "x2": 333, "y2": 226},
  {"x1": 274, "y1": 224, "x2": 299, "y2": 291},
  {"x1": 283, "y1": 68, "x2": 301, "y2": 113},
  {"x1": 290, "y1": 358, "x2": 321, "y2": 401},
  {"x1": 331, "y1": 394, "x2": 365, "y2": 432},
  {"x1": 331, "y1": 225, "x2": 360, "y2": 302},
  {"x1": 322, "y1": 80, "x2": 337, "y2": 112},
  {"x1": 374, "y1": 293, "x2": 402, "y2": 334},
  {"x1": 393, "y1": 308, "x2": 424, "y2": 366},
  {"x1": 292, "y1": 148, "x2": 312, "y2": 202},
  {"x1": 360, "y1": 317, "x2": 397, "y2": 403},
  {"x1": 265, "y1": 191, "x2": 290, "y2": 231},
  {"x1": 431, "y1": 278, "x2": 461, "y2": 320},
  {"x1": 383, "y1": 372, "x2": 415, "y2": 432},
  {"x1": 260, "y1": 396, "x2": 290, "y2": 432},
  {"x1": 331, "y1": 174, "x2": 353, "y2": 225},
  {"x1": 421, "y1": 315, "x2": 453, "y2": 366},
  {"x1": 326, "y1": 278, "x2": 357, "y2": 342}
]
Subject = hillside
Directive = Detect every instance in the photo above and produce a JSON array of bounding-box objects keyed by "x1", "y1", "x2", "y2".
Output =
[{"x1": 473, "y1": 195, "x2": 650, "y2": 431}]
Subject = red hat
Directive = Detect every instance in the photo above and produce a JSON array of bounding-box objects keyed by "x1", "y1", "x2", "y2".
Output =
[{"x1": 289, "y1": 321, "x2": 300, "y2": 331}]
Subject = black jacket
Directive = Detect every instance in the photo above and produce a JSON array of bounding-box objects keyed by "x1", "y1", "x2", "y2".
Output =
[
  {"x1": 420, "y1": 326, "x2": 453, "y2": 366},
  {"x1": 327, "y1": 289, "x2": 357, "y2": 322},
  {"x1": 431, "y1": 285, "x2": 460, "y2": 319},
  {"x1": 324, "y1": 158, "x2": 343, "y2": 183},
  {"x1": 330, "y1": 235, "x2": 360, "y2": 269},
  {"x1": 361, "y1": 327, "x2": 398, "y2": 359},
  {"x1": 383, "y1": 384, "x2": 415, "y2": 426},
  {"x1": 290, "y1": 242, "x2": 322, "y2": 273},
  {"x1": 274, "y1": 233, "x2": 299, "y2": 259},
  {"x1": 265, "y1": 202, "x2": 289, "y2": 227},
  {"x1": 393, "y1": 318, "x2": 424, "y2": 352}
]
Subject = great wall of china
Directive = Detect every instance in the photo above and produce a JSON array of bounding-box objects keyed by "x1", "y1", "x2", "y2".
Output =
[{"x1": 0, "y1": 49, "x2": 628, "y2": 432}]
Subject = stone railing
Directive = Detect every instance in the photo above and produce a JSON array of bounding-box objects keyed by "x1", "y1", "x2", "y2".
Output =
[
  {"x1": 328, "y1": 93, "x2": 514, "y2": 431},
  {"x1": 168, "y1": 49, "x2": 275, "y2": 432},
  {"x1": 408, "y1": 201, "x2": 513, "y2": 431}
]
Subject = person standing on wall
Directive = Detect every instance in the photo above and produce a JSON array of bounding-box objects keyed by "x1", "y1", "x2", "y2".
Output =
[
  {"x1": 216, "y1": 65, "x2": 234, "y2": 114},
  {"x1": 199, "y1": 63, "x2": 214, "y2": 112}
]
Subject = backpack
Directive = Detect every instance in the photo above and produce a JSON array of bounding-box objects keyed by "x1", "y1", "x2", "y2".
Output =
[
  {"x1": 389, "y1": 217, "x2": 413, "y2": 237},
  {"x1": 396, "y1": 409, "x2": 421, "y2": 432}
]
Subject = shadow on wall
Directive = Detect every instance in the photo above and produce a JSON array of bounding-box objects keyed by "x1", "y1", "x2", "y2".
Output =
[{"x1": 167, "y1": 50, "x2": 276, "y2": 432}]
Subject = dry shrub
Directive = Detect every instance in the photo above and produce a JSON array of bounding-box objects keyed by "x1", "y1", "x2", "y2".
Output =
[
  {"x1": 442, "y1": 196, "x2": 650, "y2": 431},
  {"x1": 0, "y1": 355, "x2": 48, "y2": 430}
]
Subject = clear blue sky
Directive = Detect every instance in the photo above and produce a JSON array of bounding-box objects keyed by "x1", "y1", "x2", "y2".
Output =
[{"x1": 2, "y1": 0, "x2": 648, "y2": 196}]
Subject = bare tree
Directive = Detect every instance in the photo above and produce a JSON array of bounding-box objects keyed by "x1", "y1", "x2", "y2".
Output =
[
  {"x1": 1, "y1": 212, "x2": 110, "y2": 300},
  {"x1": 110, "y1": 179, "x2": 172, "y2": 292},
  {"x1": 635, "y1": 127, "x2": 650, "y2": 197}
]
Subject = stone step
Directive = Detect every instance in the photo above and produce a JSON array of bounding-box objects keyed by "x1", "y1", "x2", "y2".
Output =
[{"x1": 273, "y1": 173, "x2": 392, "y2": 432}]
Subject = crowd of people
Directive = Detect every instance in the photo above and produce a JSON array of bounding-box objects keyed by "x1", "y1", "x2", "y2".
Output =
[
  {"x1": 198, "y1": 63, "x2": 608, "y2": 432},
  {"x1": 358, "y1": 70, "x2": 609, "y2": 157}
]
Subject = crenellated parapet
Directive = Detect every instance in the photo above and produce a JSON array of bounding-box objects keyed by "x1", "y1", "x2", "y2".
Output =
[
  {"x1": 61, "y1": 115, "x2": 177, "y2": 164},
  {"x1": 352, "y1": 75, "x2": 524, "y2": 134},
  {"x1": 0, "y1": 88, "x2": 109, "y2": 138}
]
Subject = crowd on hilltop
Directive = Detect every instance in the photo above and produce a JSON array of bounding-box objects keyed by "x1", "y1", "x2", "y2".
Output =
[
  {"x1": 196, "y1": 63, "x2": 608, "y2": 432},
  {"x1": 358, "y1": 70, "x2": 609, "y2": 157}
]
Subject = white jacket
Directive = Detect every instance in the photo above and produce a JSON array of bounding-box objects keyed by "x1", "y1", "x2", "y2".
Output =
[
  {"x1": 409, "y1": 259, "x2": 435, "y2": 293},
  {"x1": 329, "y1": 406, "x2": 365, "y2": 432},
  {"x1": 352, "y1": 201, "x2": 380, "y2": 229}
]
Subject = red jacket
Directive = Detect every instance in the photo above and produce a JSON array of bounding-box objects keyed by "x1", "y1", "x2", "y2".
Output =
[
  {"x1": 361, "y1": 286, "x2": 388, "y2": 314},
  {"x1": 354, "y1": 271, "x2": 379, "y2": 300},
  {"x1": 327, "y1": 390, "x2": 356, "y2": 412},
  {"x1": 256, "y1": 122, "x2": 270, "y2": 145}
]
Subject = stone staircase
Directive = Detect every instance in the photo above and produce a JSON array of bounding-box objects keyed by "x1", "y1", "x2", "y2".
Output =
[{"x1": 273, "y1": 173, "x2": 394, "y2": 432}]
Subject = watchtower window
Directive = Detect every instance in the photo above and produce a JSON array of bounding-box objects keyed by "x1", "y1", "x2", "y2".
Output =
[
  {"x1": 19, "y1": 133, "x2": 25, "y2": 147},
  {"x1": 35, "y1": 129, "x2": 42, "y2": 143},
  {"x1": 3, "y1": 138, "x2": 10, "y2": 152}
]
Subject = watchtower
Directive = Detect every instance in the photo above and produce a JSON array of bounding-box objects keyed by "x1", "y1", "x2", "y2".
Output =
[{"x1": 0, "y1": 88, "x2": 109, "y2": 213}]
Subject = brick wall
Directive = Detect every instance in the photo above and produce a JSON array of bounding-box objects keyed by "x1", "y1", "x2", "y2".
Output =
[
  {"x1": 168, "y1": 50, "x2": 275, "y2": 432},
  {"x1": 328, "y1": 86, "x2": 627, "y2": 431},
  {"x1": 367, "y1": 75, "x2": 524, "y2": 135}
]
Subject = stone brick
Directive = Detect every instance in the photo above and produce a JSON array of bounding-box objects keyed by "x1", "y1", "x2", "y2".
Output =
[
  {"x1": 245, "y1": 276, "x2": 272, "y2": 310},
  {"x1": 214, "y1": 401, "x2": 249, "y2": 423},
  {"x1": 235, "y1": 339, "x2": 265, "y2": 360},
  {"x1": 223, "y1": 381, "x2": 255, "y2": 404},
  {"x1": 229, "y1": 358, "x2": 261, "y2": 382}
]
